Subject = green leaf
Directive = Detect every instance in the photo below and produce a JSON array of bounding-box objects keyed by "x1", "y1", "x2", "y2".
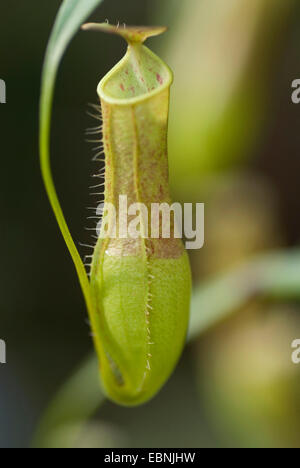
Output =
[
  {"x1": 188, "y1": 249, "x2": 300, "y2": 341},
  {"x1": 39, "y1": 0, "x2": 104, "y2": 316},
  {"x1": 33, "y1": 354, "x2": 103, "y2": 448}
]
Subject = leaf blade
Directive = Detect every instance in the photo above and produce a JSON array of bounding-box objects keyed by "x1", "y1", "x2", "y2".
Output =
[{"x1": 39, "y1": 0, "x2": 104, "y2": 316}]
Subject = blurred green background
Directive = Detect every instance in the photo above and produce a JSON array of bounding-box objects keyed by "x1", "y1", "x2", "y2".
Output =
[{"x1": 1, "y1": 0, "x2": 300, "y2": 448}]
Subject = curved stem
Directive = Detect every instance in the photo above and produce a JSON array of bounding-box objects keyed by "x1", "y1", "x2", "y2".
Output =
[
  {"x1": 39, "y1": 0, "x2": 105, "y2": 315},
  {"x1": 39, "y1": 67, "x2": 92, "y2": 315}
]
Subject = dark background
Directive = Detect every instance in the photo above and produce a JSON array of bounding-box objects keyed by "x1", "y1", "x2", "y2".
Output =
[{"x1": 0, "y1": 0, "x2": 300, "y2": 448}]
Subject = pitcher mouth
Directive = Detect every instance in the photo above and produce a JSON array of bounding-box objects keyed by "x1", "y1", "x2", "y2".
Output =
[{"x1": 97, "y1": 45, "x2": 173, "y2": 107}]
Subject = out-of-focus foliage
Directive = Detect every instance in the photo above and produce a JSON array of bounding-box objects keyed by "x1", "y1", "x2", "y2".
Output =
[
  {"x1": 189, "y1": 174, "x2": 282, "y2": 279},
  {"x1": 33, "y1": 355, "x2": 104, "y2": 448},
  {"x1": 197, "y1": 306, "x2": 300, "y2": 448},
  {"x1": 158, "y1": 0, "x2": 294, "y2": 190}
]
